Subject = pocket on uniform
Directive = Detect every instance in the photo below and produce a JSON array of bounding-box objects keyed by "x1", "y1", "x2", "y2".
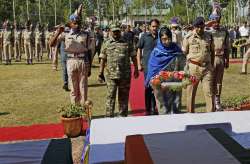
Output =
[{"x1": 189, "y1": 45, "x2": 200, "y2": 53}]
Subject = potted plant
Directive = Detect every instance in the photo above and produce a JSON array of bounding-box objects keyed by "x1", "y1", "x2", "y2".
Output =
[
  {"x1": 221, "y1": 95, "x2": 250, "y2": 111},
  {"x1": 58, "y1": 101, "x2": 92, "y2": 137}
]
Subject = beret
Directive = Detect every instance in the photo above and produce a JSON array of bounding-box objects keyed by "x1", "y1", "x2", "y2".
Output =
[
  {"x1": 209, "y1": 13, "x2": 221, "y2": 21},
  {"x1": 69, "y1": 14, "x2": 79, "y2": 21}
]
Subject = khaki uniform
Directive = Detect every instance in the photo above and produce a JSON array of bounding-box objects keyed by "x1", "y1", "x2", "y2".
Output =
[
  {"x1": 51, "y1": 31, "x2": 59, "y2": 70},
  {"x1": 242, "y1": 40, "x2": 250, "y2": 73},
  {"x1": 0, "y1": 31, "x2": 3, "y2": 62},
  {"x1": 45, "y1": 30, "x2": 52, "y2": 59},
  {"x1": 211, "y1": 28, "x2": 229, "y2": 110},
  {"x1": 23, "y1": 29, "x2": 34, "y2": 63},
  {"x1": 100, "y1": 37, "x2": 135, "y2": 117},
  {"x1": 172, "y1": 29, "x2": 183, "y2": 48},
  {"x1": 59, "y1": 31, "x2": 90, "y2": 105},
  {"x1": 14, "y1": 30, "x2": 22, "y2": 61},
  {"x1": 182, "y1": 31, "x2": 215, "y2": 113},
  {"x1": 3, "y1": 30, "x2": 13, "y2": 64},
  {"x1": 35, "y1": 30, "x2": 43, "y2": 61}
]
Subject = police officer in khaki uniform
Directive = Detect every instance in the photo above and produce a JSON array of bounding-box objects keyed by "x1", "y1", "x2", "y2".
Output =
[
  {"x1": 14, "y1": 22, "x2": 22, "y2": 61},
  {"x1": 3, "y1": 22, "x2": 13, "y2": 65},
  {"x1": 209, "y1": 11, "x2": 229, "y2": 111},
  {"x1": 23, "y1": 21, "x2": 34, "y2": 64},
  {"x1": 241, "y1": 41, "x2": 250, "y2": 74},
  {"x1": 182, "y1": 17, "x2": 215, "y2": 113},
  {"x1": 99, "y1": 24, "x2": 139, "y2": 117},
  {"x1": 0, "y1": 29, "x2": 3, "y2": 62},
  {"x1": 51, "y1": 29, "x2": 59, "y2": 70},
  {"x1": 45, "y1": 24, "x2": 52, "y2": 59},
  {"x1": 50, "y1": 4, "x2": 91, "y2": 106},
  {"x1": 170, "y1": 17, "x2": 183, "y2": 48},
  {"x1": 35, "y1": 23, "x2": 43, "y2": 61}
]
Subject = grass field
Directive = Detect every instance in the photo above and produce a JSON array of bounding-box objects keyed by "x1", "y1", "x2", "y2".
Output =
[{"x1": 0, "y1": 58, "x2": 250, "y2": 127}]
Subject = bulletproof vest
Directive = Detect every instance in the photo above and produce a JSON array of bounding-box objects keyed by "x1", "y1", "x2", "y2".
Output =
[
  {"x1": 105, "y1": 39, "x2": 131, "y2": 79},
  {"x1": 3, "y1": 31, "x2": 12, "y2": 44},
  {"x1": 23, "y1": 30, "x2": 33, "y2": 43},
  {"x1": 64, "y1": 32, "x2": 88, "y2": 54},
  {"x1": 211, "y1": 29, "x2": 227, "y2": 56},
  {"x1": 187, "y1": 32, "x2": 212, "y2": 63}
]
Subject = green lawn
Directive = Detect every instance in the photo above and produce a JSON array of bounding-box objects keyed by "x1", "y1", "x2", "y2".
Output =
[{"x1": 0, "y1": 59, "x2": 250, "y2": 127}]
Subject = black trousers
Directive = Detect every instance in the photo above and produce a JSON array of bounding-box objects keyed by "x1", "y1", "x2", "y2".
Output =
[
  {"x1": 231, "y1": 46, "x2": 237, "y2": 58},
  {"x1": 145, "y1": 86, "x2": 157, "y2": 115}
]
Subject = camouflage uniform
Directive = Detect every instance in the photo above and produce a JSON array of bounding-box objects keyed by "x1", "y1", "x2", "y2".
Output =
[
  {"x1": 3, "y1": 28, "x2": 13, "y2": 64},
  {"x1": 100, "y1": 34, "x2": 135, "y2": 117},
  {"x1": 210, "y1": 27, "x2": 229, "y2": 110},
  {"x1": 182, "y1": 31, "x2": 215, "y2": 113},
  {"x1": 35, "y1": 25, "x2": 43, "y2": 61},
  {"x1": 14, "y1": 28, "x2": 22, "y2": 61}
]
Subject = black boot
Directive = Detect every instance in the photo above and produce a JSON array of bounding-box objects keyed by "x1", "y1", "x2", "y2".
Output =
[{"x1": 62, "y1": 84, "x2": 70, "y2": 91}]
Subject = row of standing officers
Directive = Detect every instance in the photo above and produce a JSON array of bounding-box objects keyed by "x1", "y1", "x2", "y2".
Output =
[{"x1": 0, "y1": 21, "x2": 54, "y2": 65}]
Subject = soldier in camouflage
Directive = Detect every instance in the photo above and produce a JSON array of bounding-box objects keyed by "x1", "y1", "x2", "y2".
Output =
[
  {"x1": 209, "y1": 10, "x2": 229, "y2": 111},
  {"x1": 99, "y1": 24, "x2": 139, "y2": 117}
]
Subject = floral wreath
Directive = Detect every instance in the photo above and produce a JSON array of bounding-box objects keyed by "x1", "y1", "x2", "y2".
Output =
[
  {"x1": 150, "y1": 71, "x2": 198, "y2": 91},
  {"x1": 232, "y1": 38, "x2": 248, "y2": 48}
]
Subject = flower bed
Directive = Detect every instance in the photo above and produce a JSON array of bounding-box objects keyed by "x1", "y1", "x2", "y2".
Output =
[
  {"x1": 150, "y1": 71, "x2": 198, "y2": 91},
  {"x1": 222, "y1": 96, "x2": 250, "y2": 111}
]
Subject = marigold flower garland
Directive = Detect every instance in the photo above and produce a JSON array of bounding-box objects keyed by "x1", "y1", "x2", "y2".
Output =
[
  {"x1": 150, "y1": 71, "x2": 198, "y2": 91},
  {"x1": 232, "y1": 38, "x2": 248, "y2": 48}
]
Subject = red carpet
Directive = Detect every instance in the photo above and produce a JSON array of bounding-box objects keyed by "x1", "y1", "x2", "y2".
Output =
[
  {"x1": 129, "y1": 65, "x2": 146, "y2": 116},
  {"x1": 0, "y1": 121, "x2": 88, "y2": 142},
  {"x1": 229, "y1": 59, "x2": 250, "y2": 64}
]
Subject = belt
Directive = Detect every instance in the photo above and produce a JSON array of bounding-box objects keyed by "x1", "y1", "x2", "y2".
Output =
[
  {"x1": 215, "y1": 49, "x2": 224, "y2": 56},
  {"x1": 188, "y1": 59, "x2": 207, "y2": 67},
  {"x1": 67, "y1": 53, "x2": 86, "y2": 58}
]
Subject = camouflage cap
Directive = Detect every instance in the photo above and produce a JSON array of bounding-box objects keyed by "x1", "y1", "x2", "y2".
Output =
[{"x1": 110, "y1": 24, "x2": 120, "y2": 32}]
